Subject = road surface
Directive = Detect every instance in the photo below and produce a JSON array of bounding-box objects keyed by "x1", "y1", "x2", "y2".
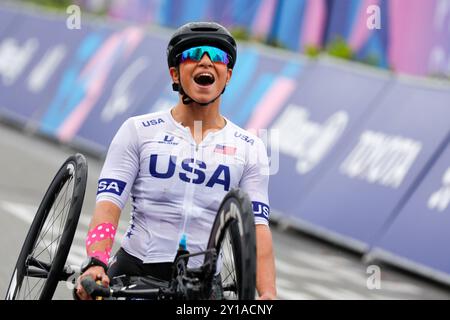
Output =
[{"x1": 1, "y1": 123, "x2": 450, "y2": 300}]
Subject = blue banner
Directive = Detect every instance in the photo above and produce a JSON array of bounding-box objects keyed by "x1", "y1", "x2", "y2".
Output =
[
  {"x1": 369, "y1": 137, "x2": 450, "y2": 282},
  {"x1": 0, "y1": 6, "x2": 18, "y2": 36},
  {"x1": 0, "y1": 9, "x2": 104, "y2": 128},
  {"x1": 73, "y1": 33, "x2": 170, "y2": 153},
  {"x1": 222, "y1": 46, "x2": 305, "y2": 127},
  {"x1": 75, "y1": 45, "x2": 307, "y2": 153},
  {"x1": 267, "y1": 59, "x2": 389, "y2": 218},
  {"x1": 290, "y1": 79, "x2": 450, "y2": 250},
  {"x1": 2, "y1": 3, "x2": 450, "y2": 285},
  {"x1": 37, "y1": 24, "x2": 139, "y2": 140}
]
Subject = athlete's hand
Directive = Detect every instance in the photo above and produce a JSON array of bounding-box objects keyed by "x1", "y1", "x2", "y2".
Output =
[
  {"x1": 257, "y1": 292, "x2": 277, "y2": 300},
  {"x1": 75, "y1": 266, "x2": 109, "y2": 300}
]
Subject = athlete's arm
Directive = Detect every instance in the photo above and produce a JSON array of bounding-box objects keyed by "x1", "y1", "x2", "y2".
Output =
[
  {"x1": 239, "y1": 137, "x2": 277, "y2": 300},
  {"x1": 256, "y1": 224, "x2": 277, "y2": 300},
  {"x1": 76, "y1": 118, "x2": 140, "y2": 300},
  {"x1": 75, "y1": 201, "x2": 121, "y2": 300},
  {"x1": 86, "y1": 201, "x2": 121, "y2": 259}
]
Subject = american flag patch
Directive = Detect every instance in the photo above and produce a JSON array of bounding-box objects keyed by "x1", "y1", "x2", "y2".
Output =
[{"x1": 214, "y1": 144, "x2": 236, "y2": 155}]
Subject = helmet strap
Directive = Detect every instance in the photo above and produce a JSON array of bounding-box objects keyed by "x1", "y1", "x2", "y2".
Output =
[
  {"x1": 173, "y1": 67, "x2": 227, "y2": 107},
  {"x1": 179, "y1": 84, "x2": 225, "y2": 107}
]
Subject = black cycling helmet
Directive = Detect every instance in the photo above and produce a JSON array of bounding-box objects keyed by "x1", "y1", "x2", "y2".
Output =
[{"x1": 167, "y1": 21, "x2": 237, "y2": 69}]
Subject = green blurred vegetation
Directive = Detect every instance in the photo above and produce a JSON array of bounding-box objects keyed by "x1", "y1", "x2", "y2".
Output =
[
  {"x1": 304, "y1": 45, "x2": 321, "y2": 59},
  {"x1": 322, "y1": 36, "x2": 386, "y2": 68},
  {"x1": 428, "y1": 72, "x2": 450, "y2": 81},
  {"x1": 360, "y1": 53, "x2": 381, "y2": 67},
  {"x1": 325, "y1": 36, "x2": 353, "y2": 60},
  {"x1": 230, "y1": 27, "x2": 251, "y2": 41},
  {"x1": 21, "y1": 0, "x2": 73, "y2": 10},
  {"x1": 266, "y1": 38, "x2": 288, "y2": 50},
  {"x1": 18, "y1": 1, "x2": 389, "y2": 70}
]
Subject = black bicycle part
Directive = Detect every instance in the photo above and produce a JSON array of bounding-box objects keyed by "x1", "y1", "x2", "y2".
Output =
[
  {"x1": 79, "y1": 188, "x2": 256, "y2": 301},
  {"x1": 171, "y1": 249, "x2": 218, "y2": 300},
  {"x1": 5, "y1": 154, "x2": 88, "y2": 300},
  {"x1": 81, "y1": 249, "x2": 218, "y2": 300},
  {"x1": 81, "y1": 277, "x2": 165, "y2": 300},
  {"x1": 205, "y1": 188, "x2": 257, "y2": 300}
]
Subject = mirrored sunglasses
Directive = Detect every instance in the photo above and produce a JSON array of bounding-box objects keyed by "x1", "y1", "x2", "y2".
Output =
[{"x1": 178, "y1": 46, "x2": 231, "y2": 65}]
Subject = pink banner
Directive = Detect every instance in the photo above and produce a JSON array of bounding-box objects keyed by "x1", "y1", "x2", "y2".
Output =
[
  {"x1": 300, "y1": 0, "x2": 327, "y2": 49},
  {"x1": 388, "y1": 0, "x2": 441, "y2": 75},
  {"x1": 348, "y1": 0, "x2": 380, "y2": 51},
  {"x1": 251, "y1": 0, "x2": 277, "y2": 37}
]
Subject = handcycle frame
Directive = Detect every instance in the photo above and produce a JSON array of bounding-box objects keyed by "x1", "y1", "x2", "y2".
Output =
[
  {"x1": 80, "y1": 249, "x2": 219, "y2": 300},
  {"x1": 6, "y1": 153, "x2": 256, "y2": 300}
]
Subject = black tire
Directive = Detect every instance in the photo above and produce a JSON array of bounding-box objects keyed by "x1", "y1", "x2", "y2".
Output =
[
  {"x1": 5, "y1": 153, "x2": 88, "y2": 300},
  {"x1": 206, "y1": 188, "x2": 256, "y2": 300}
]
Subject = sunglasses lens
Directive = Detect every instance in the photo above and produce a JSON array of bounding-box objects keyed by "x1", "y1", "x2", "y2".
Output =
[{"x1": 180, "y1": 46, "x2": 230, "y2": 65}]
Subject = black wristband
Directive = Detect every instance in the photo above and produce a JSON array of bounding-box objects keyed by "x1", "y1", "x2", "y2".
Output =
[
  {"x1": 81, "y1": 257, "x2": 108, "y2": 274},
  {"x1": 73, "y1": 286, "x2": 81, "y2": 300}
]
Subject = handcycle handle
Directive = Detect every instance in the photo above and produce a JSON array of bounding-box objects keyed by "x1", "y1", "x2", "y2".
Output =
[
  {"x1": 81, "y1": 278, "x2": 111, "y2": 299},
  {"x1": 81, "y1": 277, "x2": 163, "y2": 299}
]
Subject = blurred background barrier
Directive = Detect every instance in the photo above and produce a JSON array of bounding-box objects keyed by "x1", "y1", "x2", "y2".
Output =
[
  {"x1": 367, "y1": 139, "x2": 450, "y2": 286},
  {"x1": 1, "y1": 1, "x2": 450, "y2": 286},
  {"x1": 266, "y1": 58, "x2": 391, "y2": 223},
  {"x1": 72, "y1": 0, "x2": 450, "y2": 78},
  {"x1": 290, "y1": 78, "x2": 450, "y2": 251}
]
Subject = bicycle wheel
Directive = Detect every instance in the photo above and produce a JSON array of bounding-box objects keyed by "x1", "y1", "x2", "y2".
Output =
[
  {"x1": 5, "y1": 153, "x2": 88, "y2": 300},
  {"x1": 206, "y1": 188, "x2": 256, "y2": 300}
]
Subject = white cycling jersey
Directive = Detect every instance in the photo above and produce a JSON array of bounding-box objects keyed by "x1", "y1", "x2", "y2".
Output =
[{"x1": 96, "y1": 109, "x2": 270, "y2": 268}]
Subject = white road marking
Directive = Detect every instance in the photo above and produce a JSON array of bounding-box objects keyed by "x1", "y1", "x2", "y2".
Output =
[
  {"x1": 333, "y1": 288, "x2": 368, "y2": 300},
  {"x1": 1, "y1": 201, "x2": 36, "y2": 224},
  {"x1": 276, "y1": 277, "x2": 296, "y2": 289},
  {"x1": 290, "y1": 249, "x2": 424, "y2": 296},
  {"x1": 379, "y1": 280, "x2": 424, "y2": 295},
  {"x1": 276, "y1": 286, "x2": 315, "y2": 300},
  {"x1": 331, "y1": 267, "x2": 423, "y2": 295},
  {"x1": 2, "y1": 200, "x2": 126, "y2": 238},
  {"x1": 370, "y1": 292, "x2": 403, "y2": 300},
  {"x1": 1, "y1": 200, "x2": 124, "y2": 267},
  {"x1": 276, "y1": 259, "x2": 337, "y2": 281},
  {"x1": 66, "y1": 253, "x2": 84, "y2": 266},
  {"x1": 303, "y1": 283, "x2": 359, "y2": 300},
  {"x1": 0, "y1": 199, "x2": 441, "y2": 300},
  {"x1": 329, "y1": 268, "x2": 370, "y2": 288},
  {"x1": 292, "y1": 250, "x2": 349, "y2": 268}
]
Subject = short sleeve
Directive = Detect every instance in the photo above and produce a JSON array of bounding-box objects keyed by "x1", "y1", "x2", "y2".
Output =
[
  {"x1": 96, "y1": 118, "x2": 140, "y2": 210},
  {"x1": 239, "y1": 138, "x2": 270, "y2": 225}
]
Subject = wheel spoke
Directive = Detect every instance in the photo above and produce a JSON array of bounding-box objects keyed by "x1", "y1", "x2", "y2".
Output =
[
  {"x1": 32, "y1": 235, "x2": 62, "y2": 259},
  {"x1": 50, "y1": 175, "x2": 72, "y2": 261},
  {"x1": 31, "y1": 199, "x2": 67, "y2": 258},
  {"x1": 219, "y1": 228, "x2": 238, "y2": 299},
  {"x1": 31, "y1": 176, "x2": 73, "y2": 262},
  {"x1": 16, "y1": 172, "x2": 75, "y2": 300},
  {"x1": 11, "y1": 156, "x2": 87, "y2": 300},
  {"x1": 34, "y1": 180, "x2": 71, "y2": 255},
  {"x1": 24, "y1": 277, "x2": 44, "y2": 300},
  {"x1": 37, "y1": 181, "x2": 67, "y2": 246}
]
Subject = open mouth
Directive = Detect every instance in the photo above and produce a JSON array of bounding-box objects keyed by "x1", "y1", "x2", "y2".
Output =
[{"x1": 194, "y1": 73, "x2": 215, "y2": 86}]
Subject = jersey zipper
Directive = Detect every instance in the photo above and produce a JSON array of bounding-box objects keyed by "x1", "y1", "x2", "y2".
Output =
[{"x1": 179, "y1": 135, "x2": 201, "y2": 250}]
